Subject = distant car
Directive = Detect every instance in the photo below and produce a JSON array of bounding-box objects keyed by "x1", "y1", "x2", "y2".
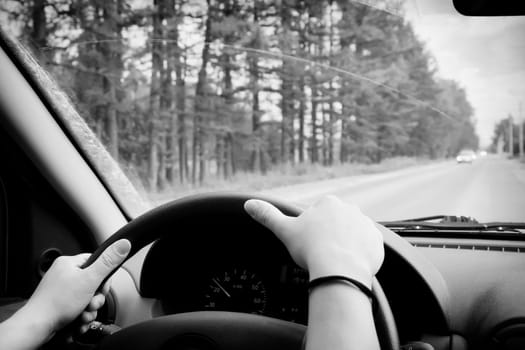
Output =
[{"x1": 456, "y1": 150, "x2": 476, "y2": 163}]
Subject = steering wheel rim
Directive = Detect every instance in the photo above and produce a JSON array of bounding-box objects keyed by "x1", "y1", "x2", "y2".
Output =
[{"x1": 83, "y1": 192, "x2": 399, "y2": 350}]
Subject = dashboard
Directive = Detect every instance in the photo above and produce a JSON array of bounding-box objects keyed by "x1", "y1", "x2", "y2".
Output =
[{"x1": 139, "y1": 213, "x2": 450, "y2": 345}]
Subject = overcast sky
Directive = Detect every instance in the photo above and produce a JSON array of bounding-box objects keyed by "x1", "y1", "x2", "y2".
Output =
[{"x1": 403, "y1": 0, "x2": 525, "y2": 147}]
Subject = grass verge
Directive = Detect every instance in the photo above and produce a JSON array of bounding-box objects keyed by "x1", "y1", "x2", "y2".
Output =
[{"x1": 146, "y1": 157, "x2": 434, "y2": 205}]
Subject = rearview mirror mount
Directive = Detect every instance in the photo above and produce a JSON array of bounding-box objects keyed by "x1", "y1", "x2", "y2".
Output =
[{"x1": 453, "y1": 0, "x2": 525, "y2": 16}]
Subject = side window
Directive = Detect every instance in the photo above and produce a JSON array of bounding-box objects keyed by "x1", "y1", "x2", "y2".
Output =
[
  {"x1": 0, "y1": 166, "x2": 30, "y2": 321},
  {"x1": 0, "y1": 128, "x2": 96, "y2": 302},
  {"x1": 0, "y1": 175, "x2": 6, "y2": 296}
]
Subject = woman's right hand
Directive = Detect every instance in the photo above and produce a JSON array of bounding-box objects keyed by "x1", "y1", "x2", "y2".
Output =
[{"x1": 244, "y1": 195, "x2": 384, "y2": 288}]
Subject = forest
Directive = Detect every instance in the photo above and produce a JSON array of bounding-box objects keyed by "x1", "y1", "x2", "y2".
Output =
[
  {"x1": 1, "y1": 0, "x2": 479, "y2": 192},
  {"x1": 490, "y1": 116, "x2": 525, "y2": 155}
]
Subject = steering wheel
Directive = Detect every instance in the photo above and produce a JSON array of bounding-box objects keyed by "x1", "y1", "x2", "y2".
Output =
[{"x1": 82, "y1": 193, "x2": 399, "y2": 350}]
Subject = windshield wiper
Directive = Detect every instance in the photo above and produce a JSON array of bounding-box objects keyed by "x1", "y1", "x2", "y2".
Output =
[
  {"x1": 394, "y1": 215, "x2": 479, "y2": 223},
  {"x1": 380, "y1": 215, "x2": 525, "y2": 234}
]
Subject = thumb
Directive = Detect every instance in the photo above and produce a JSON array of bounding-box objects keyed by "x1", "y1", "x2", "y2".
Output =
[
  {"x1": 244, "y1": 199, "x2": 293, "y2": 235},
  {"x1": 86, "y1": 239, "x2": 131, "y2": 281}
]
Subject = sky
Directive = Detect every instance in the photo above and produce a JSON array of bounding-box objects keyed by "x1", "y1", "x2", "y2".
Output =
[{"x1": 402, "y1": 0, "x2": 525, "y2": 148}]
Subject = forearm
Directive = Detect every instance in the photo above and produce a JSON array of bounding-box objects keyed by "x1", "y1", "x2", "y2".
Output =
[
  {"x1": 0, "y1": 304, "x2": 54, "y2": 350},
  {"x1": 306, "y1": 282, "x2": 380, "y2": 350}
]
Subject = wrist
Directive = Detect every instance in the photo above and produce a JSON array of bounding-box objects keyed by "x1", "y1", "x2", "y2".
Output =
[
  {"x1": 0, "y1": 303, "x2": 56, "y2": 350},
  {"x1": 17, "y1": 302, "x2": 57, "y2": 341},
  {"x1": 306, "y1": 248, "x2": 374, "y2": 289}
]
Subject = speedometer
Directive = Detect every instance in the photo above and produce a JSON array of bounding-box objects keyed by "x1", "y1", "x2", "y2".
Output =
[{"x1": 203, "y1": 268, "x2": 267, "y2": 314}]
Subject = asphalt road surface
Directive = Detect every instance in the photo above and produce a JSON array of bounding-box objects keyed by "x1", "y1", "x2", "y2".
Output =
[{"x1": 261, "y1": 156, "x2": 525, "y2": 223}]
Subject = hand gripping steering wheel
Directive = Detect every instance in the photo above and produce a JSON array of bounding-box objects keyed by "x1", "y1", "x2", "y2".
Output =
[{"x1": 81, "y1": 193, "x2": 399, "y2": 350}]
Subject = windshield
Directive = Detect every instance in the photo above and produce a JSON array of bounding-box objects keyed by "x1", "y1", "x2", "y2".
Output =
[{"x1": 1, "y1": 0, "x2": 525, "y2": 222}]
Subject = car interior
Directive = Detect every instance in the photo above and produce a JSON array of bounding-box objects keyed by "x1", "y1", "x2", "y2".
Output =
[{"x1": 1, "y1": 3, "x2": 525, "y2": 349}]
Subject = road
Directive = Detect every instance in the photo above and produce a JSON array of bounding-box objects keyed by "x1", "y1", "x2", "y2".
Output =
[{"x1": 261, "y1": 156, "x2": 525, "y2": 223}]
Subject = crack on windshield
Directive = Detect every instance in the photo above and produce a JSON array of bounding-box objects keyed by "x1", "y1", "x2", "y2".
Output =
[
  {"x1": 349, "y1": 0, "x2": 405, "y2": 18},
  {"x1": 42, "y1": 38, "x2": 458, "y2": 123}
]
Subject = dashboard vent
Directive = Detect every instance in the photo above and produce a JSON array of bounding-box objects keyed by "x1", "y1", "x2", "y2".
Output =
[{"x1": 412, "y1": 243, "x2": 525, "y2": 253}]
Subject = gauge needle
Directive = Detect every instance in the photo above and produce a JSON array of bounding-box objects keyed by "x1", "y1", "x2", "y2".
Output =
[{"x1": 212, "y1": 278, "x2": 231, "y2": 298}]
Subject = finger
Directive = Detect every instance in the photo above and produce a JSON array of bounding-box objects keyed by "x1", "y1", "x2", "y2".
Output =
[
  {"x1": 86, "y1": 293, "x2": 106, "y2": 311},
  {"x1": 79, "y1": 323, "x2": 91, "y2": 334},
  {"x1": 75, "y1": 253, "x2": 92, "y2": 261},
  {"x1": 244, "y1": 199, "x2": 293, "y2": 235},
  {"x1": 101, "y1": 279, "x2": 111, "y2": 295},
  {"x1": 81, "y1": 310, "x2": 98, "y2": 323},
  {"x1": 53, "y1": 253, "x2": 91, "y2": 268},
  {"x1": 86, "y1": 239, "x2": 131, "y2": 282}
]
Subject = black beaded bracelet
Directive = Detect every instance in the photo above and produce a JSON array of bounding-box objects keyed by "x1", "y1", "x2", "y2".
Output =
[{"x1": 308, "y1": 275, "x2": 374, "y2": 301}]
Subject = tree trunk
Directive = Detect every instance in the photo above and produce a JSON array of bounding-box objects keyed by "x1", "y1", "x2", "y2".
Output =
[
  {"x1": 176, "y1": 54, "x2": 187, "y2": 183},
  {"x1": 106, "y1": 83, "x2": 119, "y2": 160},
  {"x1": 328, "y1": 99, "x2": 334, "y2": 165},
  {"x1": 158, "y1": 131, "x2": 167, "y2": 189},
  {"x1": 322, "y1": 107, "x2": 327, "y2": 165},
  {"x1": 103, "y1": 0, "x2": 123, "y2": 162},
  {"x1": 280, "y1": 69, "x2": 293, "y2": 165},
  {"x1": 340, "y1": 113, "x2": 347, "y2": 163},
  {"x1": 162, "y1": 0, "x2": 188, "y2": 184},
  {"x1": 163, "y1": 0, "x2": 177, "y2": 185},
  {"x1": 224, "y1": 135, "x2": 232, "y2": 179},
  {"x1": 289, "y1": 107, "x2": 295, "y2": 165},
  {"x1": 148, "y1": 2, "x2": 163, "y2": 190},
  {"x1": 221, "y1": 42, "x2": 234, "y2": 178},
  {"x1": 191, "y1": 125, "x2": 198, "y2": 184},
  {"x1": 30, "y1": 0, "x2": 48, "y2": 63},
  {"x1": 311, "y1": 85, "x2": 318, "y2": 163},
  {"x1": 216, "y1": 135, "x2": 224, "y2": 178},
  {"x1": 298, "y1": 78, "x2": 305, "y2": 163},
  {"x1": 327, "y1": 2, "x2": 335, "y2": 166},
  {"x1": 167, "y1": 112, "x2": 176, "y2": 183},
  {"x1": 193, "y1": 0, "x2": 212, "y2": 184},
  {"x1": 279, "y1": 2, "x2": 293, "y2": 166},
  {"x1": 228, "y1": 133, "x2": 236, "y2": 176},
  {"x1": 250, "y1": 55, "x2": 261, "y2": 171}
]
